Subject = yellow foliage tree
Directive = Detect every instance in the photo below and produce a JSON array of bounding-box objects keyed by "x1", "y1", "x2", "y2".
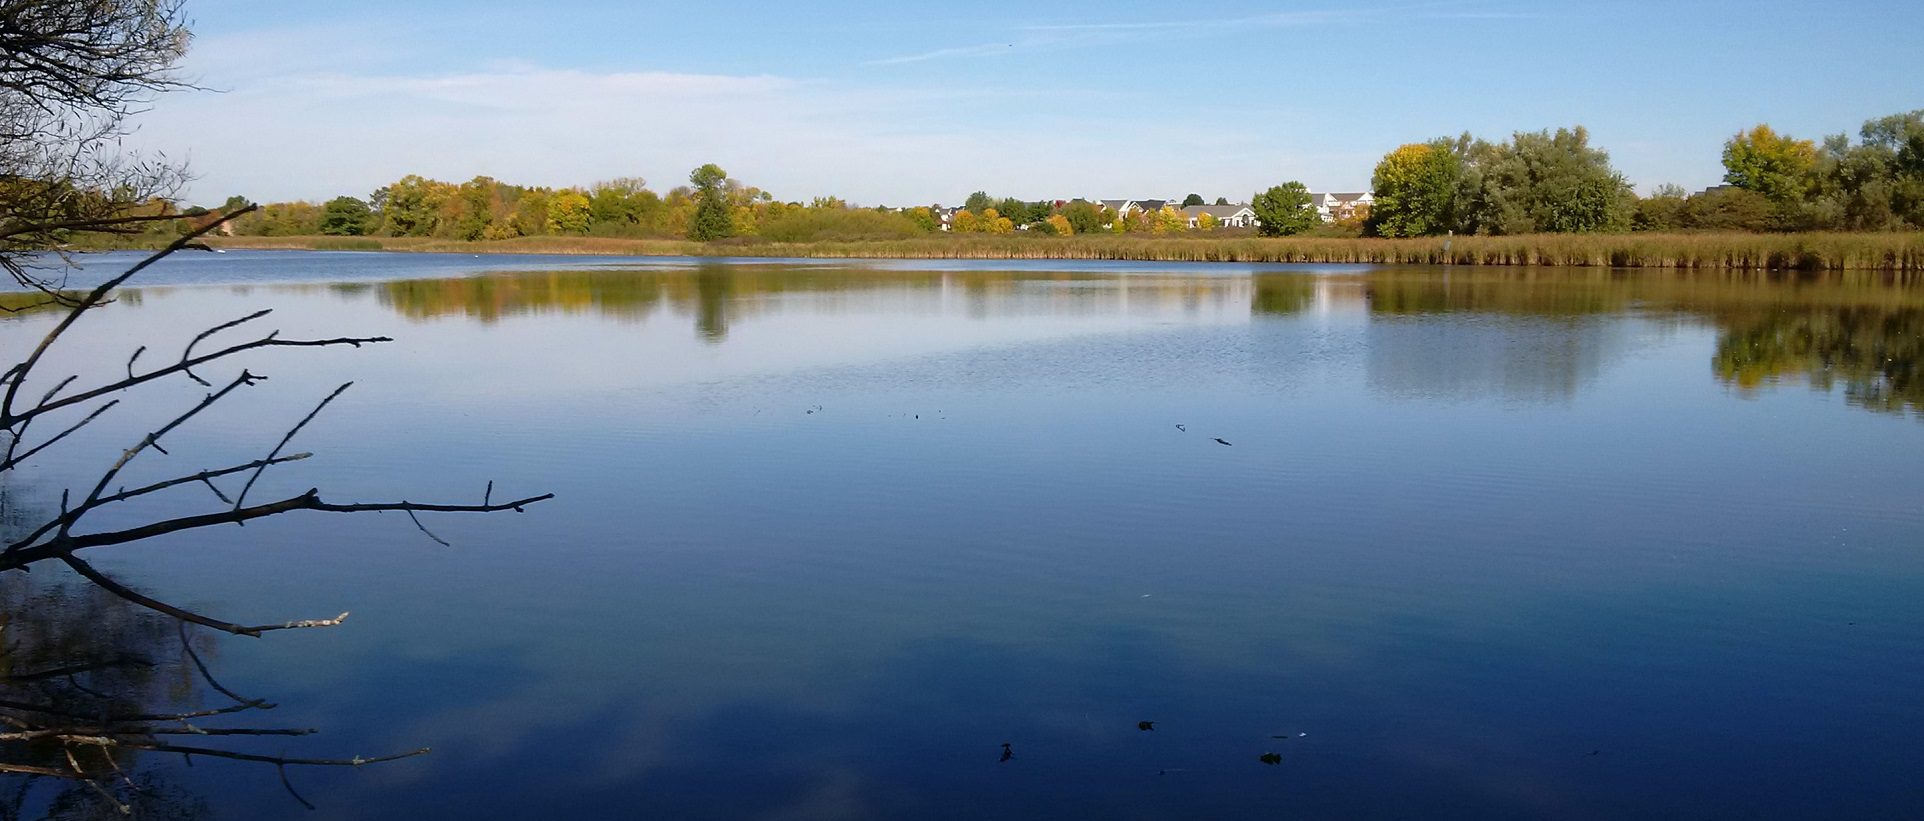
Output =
[
  {"x1": 1152, "y1": 205, "x2": 1188, "y2": 233},
  {"x1": 1196, "y1": 212, "x2": 1219, "y2": 231},
  {"x1": 1046, "y1": 214, "x2": 1073, "y2": 235},
  {"x1": 545, "y1": 190, "x2": 592, "y2": 234},
  {"x1": 980, "y1": 208, "x2": 1014, "y2": 233},
  {"x1": 952, "y1": 210, "x2": 979, "y2": 232}
]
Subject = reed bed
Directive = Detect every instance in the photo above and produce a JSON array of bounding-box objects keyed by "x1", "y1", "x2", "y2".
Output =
[{"x1": 209, "y1": 232, "x2": 1924, "y2": 275}]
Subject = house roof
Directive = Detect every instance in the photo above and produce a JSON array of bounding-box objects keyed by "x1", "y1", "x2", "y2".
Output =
[{"x1": 1182, "y1": 205, "x2": 1254, "y2": 218}]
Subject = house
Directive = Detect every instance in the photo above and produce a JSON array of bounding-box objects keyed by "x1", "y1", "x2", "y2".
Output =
[
  {"x1": 1182, "y1": 204, "x2": 1258, "y2": 229},
  {"x1": 1099, "y1": 199, "x2": 1171, "y2": 219},
  {"x1": 1313, "y1": 192, "x2": 1373, "y2": 222}
]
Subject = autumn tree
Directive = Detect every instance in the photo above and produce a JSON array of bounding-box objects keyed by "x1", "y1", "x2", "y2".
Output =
[
  {"x1": 978, "y1": 207, "x2": 1014, "y2": 233},
  {"x1": 378, "y1": 175, "x2": 450, "y2": 237},
  {"x1": 1252, "y1": 182, "x2": 1318, "y2": 236},
  {"x1": 1151, "y1": 205, "x2": 1188, "y2": 233},
  {"x1": 902, "y1": 206, "x2": 939, "y2": 232},
  {"x1": 1366, "y1": 141, "x2": 1464, "y2": 236},
  {"x1": 1723, "y1": 125, "x2": 1818, "y2": 208},
  {"x1": 546, "y1": 189, "x2": 592, "y2": 234}
]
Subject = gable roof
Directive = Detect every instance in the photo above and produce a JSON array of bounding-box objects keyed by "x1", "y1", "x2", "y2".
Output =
[{"x1": 1182, "y1": 205, "x2": 1254, "y2": 218}]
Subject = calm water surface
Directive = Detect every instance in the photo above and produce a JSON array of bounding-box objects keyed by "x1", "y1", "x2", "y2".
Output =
[{"x1": 3, "y1": 251, "x2": 1922, "y2": 819}]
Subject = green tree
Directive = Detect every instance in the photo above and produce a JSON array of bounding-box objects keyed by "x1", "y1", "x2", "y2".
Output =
[
  {"x1": 1467, "y1": 127, "x2": 1632, "y2": 234},
  {"x1": 1859, "y1": 110, "x2": 1924, "y2": 227},
  {"x1": 1182, "y1": 193, "x2": 1204, "y2": 207},
  {"x1": 1632, "y1": 184, "x2": 1689, "y2": 232},
  {"x1": 1213, "y1": 196, "x2": 1229, "y2": 206},
  {"x1": 587, "y1": 177, "x2": 660, "y2": 235},
  {"x1": 1682, "y1": 187, "x2": 1775, "y2": 231},
  {"x1": 318, "y1": 196, "x2": 372, "y2": 235},
  {"x1": 1252, "y1": 182, "x2": 1318, "y2": 236},
  {"x1": 1059, "y1": 200, "x2": 1107, "y2": 235},
  {"x1": 1366, "y1": 140, "x2": 1464, "y2": 236},
  {"x1": 688, "y1": 163, "x2": 733, "y2": 241},
  {"x1": 962, "y1": 191, "x2": 993, "y2": 213}
]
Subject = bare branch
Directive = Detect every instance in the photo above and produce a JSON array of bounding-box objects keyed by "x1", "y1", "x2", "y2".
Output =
[
  {"x1": 5, "y1": 453, "x2": 310, "y2": 555},
  {"x1": 59, "y1": 551, "x2": 346, "y2": 638},
  {"x1": 179, "y1": 309, "x2": 272, "y2": 387},
  {"x1": 232, "y1": 382, "x2": 350, "y2": 512},
  {"x1": 4, "y1": 488, "x2": 553, "y2": 567},
  {"x1": 177, "y1": 621, "x2": 271, "y2": 708},
  {"x1": 6, "y1": 328, "x2": 390, "y2": 430},
  {"x1": 0, "y1": 206, "x2": 256, "y2": 424},
  {"x1": 404, "y1": 508, "x2": 451, "y2": 547},
  {"x1": 279, "y1": 764, "x2": 317, "y2": 811},
  {"x1": 0, "y1": 397, "x2": 117, "y2": 470},
  {"x1": 0, "y1": 762, "x2": 80, "y2": 778}
]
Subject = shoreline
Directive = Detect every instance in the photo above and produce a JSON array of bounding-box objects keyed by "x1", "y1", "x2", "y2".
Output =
[{"x1": 187, "y1": 232, "x2": 1924, "y2": 274}]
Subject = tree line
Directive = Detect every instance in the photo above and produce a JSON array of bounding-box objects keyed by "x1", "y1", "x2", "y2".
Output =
[
  {"x1": 1365, "y1": 110, "x2": 1924, "y2": 237},
  {"x1": 163, "y1": 109, "x2": 1924, "y2": 244}
]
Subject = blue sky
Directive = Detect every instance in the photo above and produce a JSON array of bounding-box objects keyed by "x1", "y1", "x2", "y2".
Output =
[{"x1": 132, "y1": 0, "x2": 1923, "y2": 206}]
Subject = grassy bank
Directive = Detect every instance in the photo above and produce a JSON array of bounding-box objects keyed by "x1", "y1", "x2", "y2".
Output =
[{"x1": 205, "y1": 232, "x2": 1924, "y2": 273}]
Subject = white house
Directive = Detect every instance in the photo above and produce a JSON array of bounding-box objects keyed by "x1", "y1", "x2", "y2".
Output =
[
  {"x1": 1312, "y1": 192, "x2": 1373, "y2": 222},
  {"x1": 1181, "y1": 204, "x2": 1258, "y2": 229}
]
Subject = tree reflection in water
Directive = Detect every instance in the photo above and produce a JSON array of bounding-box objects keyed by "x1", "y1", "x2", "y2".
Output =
[
  {"x1": 1713, "y1": 307, "x2": 1922, "y2": 416},
  {"x1": 0, "y1": 480, "x2": 421, "y2": 817},
  {"x1": 1, "y1": 567, "x2": 213, "y2": 818}
]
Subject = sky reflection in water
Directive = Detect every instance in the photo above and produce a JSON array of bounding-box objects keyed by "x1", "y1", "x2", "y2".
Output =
[{"x1": 3, "y1": 252, "x2": 1922, "y2": 819}]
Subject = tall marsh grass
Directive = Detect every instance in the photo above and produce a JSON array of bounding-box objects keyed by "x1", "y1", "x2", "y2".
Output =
[{"x1": 210, "y1": 232, "x2": 1924, "y2": 274}]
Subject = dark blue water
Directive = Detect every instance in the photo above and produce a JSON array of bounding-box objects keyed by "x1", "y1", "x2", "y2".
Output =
[{"x1": 4, "y1": 252, "x2": 1922, "y2": 819}]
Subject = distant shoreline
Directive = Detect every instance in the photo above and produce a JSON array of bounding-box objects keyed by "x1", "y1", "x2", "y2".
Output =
[{"x1": 187, "y1": 232, "x2": 1924, "y2": 273}]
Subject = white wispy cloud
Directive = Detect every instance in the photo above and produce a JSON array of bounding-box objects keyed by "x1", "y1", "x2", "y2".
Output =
[{"x1": 122, "y1": 59, "x2": 1363, "y2": 206}]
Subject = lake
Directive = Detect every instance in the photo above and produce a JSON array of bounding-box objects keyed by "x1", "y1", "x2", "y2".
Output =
[{"x1": 3, "y1": 250, "x2": 1922, "y2": 819}]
